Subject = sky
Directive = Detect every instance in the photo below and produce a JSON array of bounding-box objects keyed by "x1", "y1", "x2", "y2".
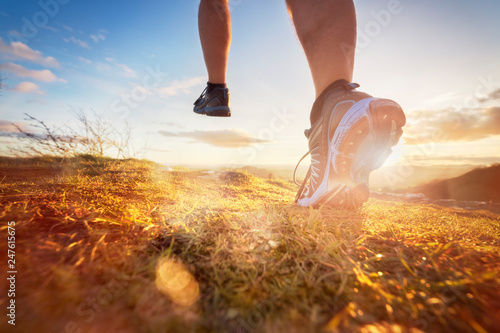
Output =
[{"x1": 1, "y1": 0, "x2": 500, "y2": 168}]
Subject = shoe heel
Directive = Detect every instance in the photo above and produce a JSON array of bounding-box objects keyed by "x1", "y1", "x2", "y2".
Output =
[
  {"x1": 369, "y1": 99, "x2": 406, "y2": 141},
  {"x1": 205, "y1": 106, "x2": 231, "y2": 117},
  {"x1": 350, "y1": 99, "x2": 406, "y2": 182},
  {"x1": 319, "y1": 183, "x2": 370, "y2": 209}
]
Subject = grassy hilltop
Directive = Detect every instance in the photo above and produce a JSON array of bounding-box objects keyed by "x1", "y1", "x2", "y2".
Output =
[{"x1": 0, "y1": 157, "x2": 499, "y2": 333}]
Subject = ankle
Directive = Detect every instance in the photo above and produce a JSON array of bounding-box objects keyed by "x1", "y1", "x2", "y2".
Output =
[
  {"x1": 207, "y1": 81, "x2": 227, "y2": 93},
  {"x1": 310, "y1": 79, "x2": 350, "y2": 125}
]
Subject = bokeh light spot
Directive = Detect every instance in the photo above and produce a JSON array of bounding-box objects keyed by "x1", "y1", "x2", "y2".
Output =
[{"x1": 155, "y1": 257, "x2": 200, "y2": 307}]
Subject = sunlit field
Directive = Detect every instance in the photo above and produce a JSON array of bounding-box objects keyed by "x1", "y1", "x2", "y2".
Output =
[{"x1": 1, "y1": 156, "x2": 499, "y2": 333}]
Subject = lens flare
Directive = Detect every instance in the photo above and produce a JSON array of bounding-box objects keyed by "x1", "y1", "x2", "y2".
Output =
[{"x1": 155, "y1": 257, "x2": 199, "y2": 307}]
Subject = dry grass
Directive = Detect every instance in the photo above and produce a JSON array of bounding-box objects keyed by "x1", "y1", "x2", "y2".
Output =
[{"x1": 0, "y1": 156, "x2": 499, "y2": 333}]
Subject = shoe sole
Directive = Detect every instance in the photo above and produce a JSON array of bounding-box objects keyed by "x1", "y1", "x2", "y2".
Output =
[
  {"x1": 298, "y1": 97, "x2": 405, "y2": 208},
  {"x1": 193, "y1": 106, "x2": 231, "y2": 117},
  {"x1": 332, "y1": 98, "x2": 405, "y2": 186},
  {"x1": 311, "y1": 183, "x2": 369, "y2": 209}
]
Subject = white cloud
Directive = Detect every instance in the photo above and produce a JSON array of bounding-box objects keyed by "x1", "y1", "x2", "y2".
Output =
[
  {"x1": 116, "y1": 63, "x2": 136, "y2": 78},
  {"x1": 78, "y1": 56, "x2": 91, "y2": 64},
  {"x1": 404, "y1": 106, "x2": 500, "y2": 145},
  {"x1": 101, "y1": 57, "x2": 136, "y2": 78},
  {"x1": 0, "y1": 63, "x2": 66, "y2": 83},
  {"x1": 10, "y1": 81, "x2": 45, "y2": 95},
  {"x1": 132, "y1": 85, "x2": 152, "y2": 96},
  {"x1": 95, "y1": 63, "x2": 111, "y2": 72},
  {"x1": 159, "y1": 128, "x2": 272, "y2": 148},
  {"x1": 63, "y1": 36, "x2": 91, "y2": 49},
  {"x1": 0, "y1": 120, "x2": 27, "y2": 133},
  {"x1": 0, "y1": 37, "x2": 60, "y2": 67},
  {"x1": 157, "y1": 77, "x2": 205, "y2": 97},
  {"x1": 90, "y1": 33, "x2": 106, "y2": 43},
  {"x1": 61, "y1": 25, "x2": 74, "y2": 32},
  {"x1": 43, "y1": 26, "x2": 58, "y2": 32}
]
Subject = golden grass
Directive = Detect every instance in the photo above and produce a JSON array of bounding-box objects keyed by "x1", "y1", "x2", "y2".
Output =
[{"x1": 0, "y1": 157, "x2": 499, "y2": 332}]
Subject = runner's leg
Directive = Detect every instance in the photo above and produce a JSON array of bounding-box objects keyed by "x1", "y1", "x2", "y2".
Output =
[
  {"x1": 286, "y1": 0, "x2": 357, "y2": 98},
  {"x1": 198, "y1": 0, "x2": 231, "y2": 84}
]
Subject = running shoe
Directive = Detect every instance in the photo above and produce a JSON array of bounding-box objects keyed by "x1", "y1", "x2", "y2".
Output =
[
  {"x1": 294, "y1": 81, "x2": 406, "y2": 208},
  {"x1": 193, "y1": 86, "x2": 231, "y2": 117}
]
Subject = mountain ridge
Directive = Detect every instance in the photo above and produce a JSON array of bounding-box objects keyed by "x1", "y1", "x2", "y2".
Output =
[{"x1": 412, "y1": 164, "x2": 500, "y2": 202}]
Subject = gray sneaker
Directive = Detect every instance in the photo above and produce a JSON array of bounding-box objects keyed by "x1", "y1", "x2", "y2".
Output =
[
  {"x1": 294, "y1": 82, "x2": 406, "y2": 208},
  {"x1": 193, "y1": 86, "x2": 231, "y2": 117}
]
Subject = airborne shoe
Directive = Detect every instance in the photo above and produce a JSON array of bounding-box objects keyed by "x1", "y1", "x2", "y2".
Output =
[
  {"x1": 193, "y1": 85, "x2": 231, "y2": 117},
  {"x1": 294, "y1": 81, "x2": 406, "y2": 208}
]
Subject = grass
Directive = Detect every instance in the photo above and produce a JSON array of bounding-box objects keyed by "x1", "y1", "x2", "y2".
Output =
[{"x1": 0, "y1": 156, "x2": 499, "y2": 333}]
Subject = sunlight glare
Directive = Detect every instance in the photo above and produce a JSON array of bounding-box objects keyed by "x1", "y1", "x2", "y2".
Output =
[{"x1": 155, "y1": 257, "x2": 200, "y2": 307}]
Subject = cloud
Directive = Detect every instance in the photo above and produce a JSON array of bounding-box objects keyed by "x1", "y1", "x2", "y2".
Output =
[
  {"x1": 10, "y1": 82, "x2": 45, "y2": 95},
  {"x1": 478, "y1": 88, "x2": 500, "y2": 103},
  {"x1": 63, "y1": 36, "x2": 91, "y2": 49},
  {"x1": 0, "y1": 62, "x2": 66, "y2": 83},
  {"x1": 61, "y1": 24, "x2": 74, "y2": 32},
  {"x1": 402, "y1": 155, "x2": 500, "y2": 165},
  {"x1": 0, "y1": 120, "x2": 27, "y2": 133},
  {"x1": 491, "y1": 89, "x2": 500, "y2": 100},
  {"x1": 90, "y1": 32, "x2": 106, "y2": 43},
  {"x1": 78, "y1": 56, "x2": 91, "y2": 64},
  {"x1": 101, "y1": 57, "x2": 136, "y2": 78},
  {"x1": 95, "y1": 63, "x2": 111, "y2": 72},
  {"x1": 131, "y1": 84, "x2": 152, "y2": 96},
  {"x1": 159, "y1": 128, "x2": 272, "y2": 148},
  {"x1": 404, "y1": 106, "x2": 500, "y2": 145},
  {"x1": 116, "y1": 63, "x2": 136, "y2": 78},
  {"x1": 157, "y1": 77, "x2": 205, "y2": 97},
  {"x1": 43, "y1": 26, "x2": 58, "y2": 32},
  {"x1": 0, "y1": 119, "x2": 30, "y2": 139},
  {"x1": 0, "y1": 37, "x2": 60, "y2": 67},
  {"x1": 160, "y1": 121, "x2": 185, "y2": 129}
]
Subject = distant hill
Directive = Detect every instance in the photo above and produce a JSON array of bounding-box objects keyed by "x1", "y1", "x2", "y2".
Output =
[
  {"x1": 240, "y1": 165, "x2": 299, "y2": 180},
  {"x1": 412, "y1": 164, "x2": 500, "y2": 202},
  {"x1": 369, "y1": 164, "x2": 476, "y2": 191},
  {"x1": 239, "y1": 164, "x2": 479, "y2": 192}
]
